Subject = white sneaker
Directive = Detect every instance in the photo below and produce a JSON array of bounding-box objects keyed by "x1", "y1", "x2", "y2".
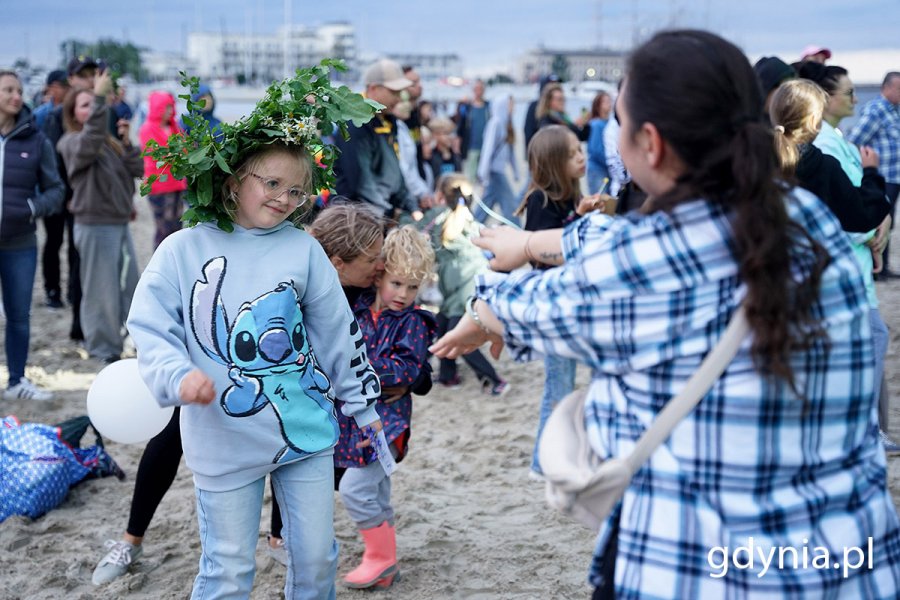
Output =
[
  {"x1": 92, "y1": 540, "x2": 142, "y2": 585},
  {"x1": 4, "y1": 378, "x2": 54, "y2": 401}
]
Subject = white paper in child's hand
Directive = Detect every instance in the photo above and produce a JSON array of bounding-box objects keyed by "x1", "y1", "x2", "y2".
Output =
[{"x1": 364, "y1": 426, "x2": 398, "y2": 476}]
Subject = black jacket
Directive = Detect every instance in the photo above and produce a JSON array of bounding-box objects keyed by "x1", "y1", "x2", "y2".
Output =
[
  {"x1": 0, "y1": 107, "x2": 65, "y2": 244},
  {"x1": 537, "y1": 114, "x2": 590, "y2": 142},
  {"x1": 334, "y1": 114, "x2": 418, "y2": 218},
  {"x1": 795, "y1": 144, "x2": 889, "y2": 233}
]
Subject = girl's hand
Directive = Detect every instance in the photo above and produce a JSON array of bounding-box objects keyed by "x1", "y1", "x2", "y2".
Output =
[
  {"x1": 429, "y1": 313, "x2": 505, "y2": 360},
  {"x1": 577, "y1": 194, "x2": 618, "y2": 216},
  {"x1": 94, "y1": 70, "x2": 114, "y2": 97},
  {"x1": 380, "y1": 385, "x2": 409, "y2": 404},
  {"x1": 860, "y1": 146, "x2": 879, "y2": 169},
  {"x1": 356, "y1": 419, "x2": 384, "y2": 448},
  {"x1": 179, "y1": 369, "x2": 216, "y2": 405},
  {"x1": 473, "y1": 226, "x2": 530, "y2": 271}
]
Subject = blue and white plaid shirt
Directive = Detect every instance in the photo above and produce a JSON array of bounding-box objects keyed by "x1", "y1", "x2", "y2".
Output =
[
  {"x1": 476, "y1": 189, "x2": 900, "y2": 598},
  {"x1": 847, "y1": 96, "x2": 900, "y2": 184}
]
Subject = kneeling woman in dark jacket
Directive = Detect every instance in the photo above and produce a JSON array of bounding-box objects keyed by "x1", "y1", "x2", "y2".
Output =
[
  {"x1": 57, "y1": 70, "x2": 144, "y2": 363},
  {"x1": 0, "y1": 70, "x2": 65, "y2": 401}
]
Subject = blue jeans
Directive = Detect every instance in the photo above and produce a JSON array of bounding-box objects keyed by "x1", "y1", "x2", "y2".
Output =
[
  {"x1": 0, "y1": 246, "x2": 37, "y2": 387},
  {"x1": 192, "y1": 454, "x2": 337, "y2": 600},
  {"x1": 475, "y1": 170, "x2": 520, "y2": 225},
  {"x1": 870, "y1": 308, "x2": 890, "y2": 429},
  {"x1": 531, "y1": 354, "x2": 577, "y2": 473}
]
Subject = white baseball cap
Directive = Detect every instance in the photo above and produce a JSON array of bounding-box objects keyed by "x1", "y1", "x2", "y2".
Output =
[{"x1": 363, "y1": 59, "x2": 413, "y2": 91}]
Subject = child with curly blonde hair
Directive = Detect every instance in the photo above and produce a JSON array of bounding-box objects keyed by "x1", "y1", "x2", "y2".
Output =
[{"x1": 334, "y1": 225, "x2": 437, "y2": 589}]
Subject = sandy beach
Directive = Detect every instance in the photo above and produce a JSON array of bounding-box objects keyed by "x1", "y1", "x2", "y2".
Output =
[{"x1": 1, "y1": 197, "x2": 898, "y2": 599}]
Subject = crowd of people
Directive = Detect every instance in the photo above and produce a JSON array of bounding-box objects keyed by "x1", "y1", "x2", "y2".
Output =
[{"x1": 1, "y1": 30, "x2": 899, "y2": 598}]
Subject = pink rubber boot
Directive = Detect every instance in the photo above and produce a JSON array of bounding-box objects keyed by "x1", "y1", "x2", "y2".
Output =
[{"x1": 343, "y1": 522, "x2": 399, "y2": 589}]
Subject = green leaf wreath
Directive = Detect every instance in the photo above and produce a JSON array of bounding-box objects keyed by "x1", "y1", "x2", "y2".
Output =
[{"x1": 141, "y1": 58, "x2": 382, "y2": 231}]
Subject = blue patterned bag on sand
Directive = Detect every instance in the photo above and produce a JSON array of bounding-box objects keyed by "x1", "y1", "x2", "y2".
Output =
[{"x1": 0, "y1": 415, "x2": 124, "y2": 522}]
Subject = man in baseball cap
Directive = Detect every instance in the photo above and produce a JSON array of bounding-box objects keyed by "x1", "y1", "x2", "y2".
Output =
[
  {"x1": 363, "y1": 58, "x2": 413, "y2": 111},
  {"x1": 332, "y1": 58, "x2": 421, "y2": 221},
  {"x1": 67, "y1": 55, "x2": 99, "y2": 77}
]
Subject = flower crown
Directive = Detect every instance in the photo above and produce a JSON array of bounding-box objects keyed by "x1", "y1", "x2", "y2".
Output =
[{"x1": 141, "y1": 59, "x2": 382, "y2": 231}]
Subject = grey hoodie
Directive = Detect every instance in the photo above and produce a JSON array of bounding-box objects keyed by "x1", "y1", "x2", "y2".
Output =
[
  {"x1": 57, "y1": 96, "x2": 143, "y2": 224},
  {"x1": 476, "y1": 96, "x2": 520, "y2": 185}
]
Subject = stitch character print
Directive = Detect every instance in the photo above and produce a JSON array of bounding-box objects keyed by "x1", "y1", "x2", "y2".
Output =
[{"x1": 189, "y1": 256, "x2": 338, "y2": 463}]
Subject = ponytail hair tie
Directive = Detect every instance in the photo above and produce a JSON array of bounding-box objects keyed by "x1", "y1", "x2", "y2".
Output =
[{"x1": 773, "y1": 125, "x2": 785, "y2": 134}]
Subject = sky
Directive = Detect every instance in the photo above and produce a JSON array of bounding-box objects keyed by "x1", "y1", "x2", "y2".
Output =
[{"x1": 3, "y1": 0, "x2": 899, "y2": 80}]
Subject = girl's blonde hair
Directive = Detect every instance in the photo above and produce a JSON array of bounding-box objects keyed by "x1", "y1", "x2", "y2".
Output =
[
  {"x1": 382, "y1": 225, "x2": 435, "y2": 283},
  {"x1": 435, "y1": 173, "x2": 475, "y2": 246},
  {"x1": 769, "y1": 79, "x2": 828, "y2": 177},
  {"x1": 223, "y1": 143, "x2": 314, "y2": 224},
  {"x1": 517, "y1": 125, "x2": 581, "y2": 216},
  {"x1": 306, "y1": 201, "x2": 384, "y2": 262},
  {"x1": 428, "y1": 117, "x2": 455, "y2": 135}
]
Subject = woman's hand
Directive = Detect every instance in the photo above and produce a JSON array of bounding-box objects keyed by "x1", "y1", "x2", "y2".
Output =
[
  {"x1": 429, "y1": 313, "x2": 505, "y2": 360},
  {"x1": 473, "y1": 226, "x2": 531, "y2": 271},
  {"x1": 868, "y1": 214, "x2": 891, "y2": 274},
  {"x1": 860, "y1": 146, "x2": 879, "y2": 169},
  {"x1": 179, "y1": 369, "x2": 216, "y2": 405}
]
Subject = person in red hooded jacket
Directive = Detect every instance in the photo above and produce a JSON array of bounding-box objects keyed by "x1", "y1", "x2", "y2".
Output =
[{"x1": 138, "y1": 91, "x2": 187, "y2": 248}]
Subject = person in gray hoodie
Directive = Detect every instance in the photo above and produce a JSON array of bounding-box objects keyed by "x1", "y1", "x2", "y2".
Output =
[
  {"x1": 475, "y1": 94, "x2": 520, "y2": 224},
  {"x1": 57, "y1": 70, "x2": 144, "y2": 363},
  {"x1": 0, "y1": 70, "x2": 65, "y2": 401}
]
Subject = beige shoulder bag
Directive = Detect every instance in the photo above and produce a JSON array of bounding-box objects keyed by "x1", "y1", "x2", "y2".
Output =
[{"x1": 538, "y1": 307, "x2": 749, "y2": 530}]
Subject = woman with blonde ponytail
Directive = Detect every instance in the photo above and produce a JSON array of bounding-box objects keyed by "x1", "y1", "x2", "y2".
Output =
[
  {"x1": 770, "y1": 79, "x2": 889, "y2": 233},
  {"x1": 424, "y1": 173, "x2": 508, "y2": 394}
]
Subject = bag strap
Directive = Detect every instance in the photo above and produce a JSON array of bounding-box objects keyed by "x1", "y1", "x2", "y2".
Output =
[{"x1": 624, "y1": 306, "x2": 749, "y2": 474}]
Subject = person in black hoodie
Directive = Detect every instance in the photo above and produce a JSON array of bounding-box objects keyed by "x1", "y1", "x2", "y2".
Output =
[
  {"x1": 0, "y1": 70, "x2": 65, "y2": 401},
  {"x1": 770, "y1": 78, "x2": 888, "y2": 234}
]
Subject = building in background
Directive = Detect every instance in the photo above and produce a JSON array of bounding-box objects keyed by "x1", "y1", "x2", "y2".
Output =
[
  {"x1": 143, "y1": 52, "x2": 198, "y2": 81},
  {"x1": 386, "y1": 52, "x2": 463, "y2": 81},
  {"x1": 517, "y1": 47, "x2": 626, "y2": 84},
  {"x1": 187, "y1": 22, "x2": 357, "y2": 83}
]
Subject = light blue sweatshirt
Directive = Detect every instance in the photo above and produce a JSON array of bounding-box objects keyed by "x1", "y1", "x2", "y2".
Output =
[
  {"x1": 814, "y1": 121, "x2": 878, "y2": 308},
  {"x1": 127, "y1": 221, "x2": 381, "y2": 491}
]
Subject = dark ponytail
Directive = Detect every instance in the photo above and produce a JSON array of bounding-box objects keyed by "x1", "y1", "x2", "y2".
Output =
[{"x1": 624, "y1": 30, "x2": 830, "y2": 396}]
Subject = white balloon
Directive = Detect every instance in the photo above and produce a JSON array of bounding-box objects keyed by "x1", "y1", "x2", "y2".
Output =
[{"x1": 86, "y1": 358, "x2": 174, "y2": 444}]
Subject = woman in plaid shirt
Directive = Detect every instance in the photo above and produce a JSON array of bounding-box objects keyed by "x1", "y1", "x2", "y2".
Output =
[{"x1": 432, "y1": 30, "x2": 900, "y2": 599}]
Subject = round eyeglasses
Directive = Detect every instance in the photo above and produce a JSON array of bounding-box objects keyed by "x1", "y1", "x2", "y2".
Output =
[{"x1": 248, "y1": 173, "x2": 309, "y2": 204}]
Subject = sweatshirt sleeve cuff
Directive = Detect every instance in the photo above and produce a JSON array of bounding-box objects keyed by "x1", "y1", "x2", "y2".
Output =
[
  {"x1": 351, "y1": 405, "x2": 381, "y2": 428},
  {"x1": 162, "y1": 365, "x2": 195, "y2": 408}
]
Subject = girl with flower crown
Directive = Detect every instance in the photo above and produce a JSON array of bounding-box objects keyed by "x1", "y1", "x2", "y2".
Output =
[{"x1": 119, "y1": 65, "x2": 385, "y2": 599}]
